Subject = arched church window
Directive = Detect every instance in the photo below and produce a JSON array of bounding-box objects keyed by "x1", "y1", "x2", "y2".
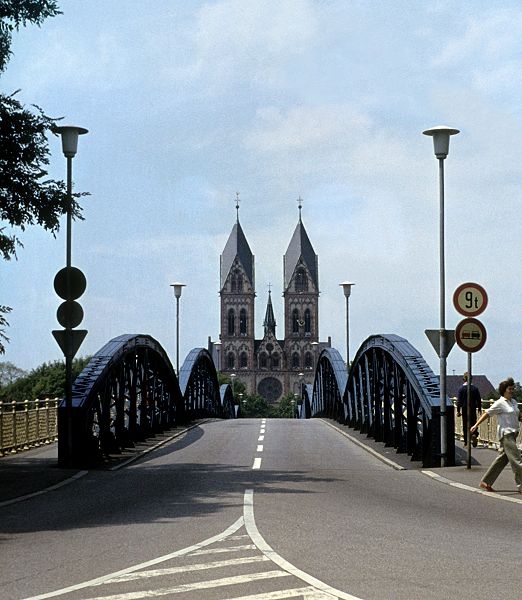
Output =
[
  {"x1": 260, "y1": 353, "x2": 268, "y2": 369},
  {"x1": 239, "y1": 308, "x2": 247, "y2": 335},
  {"x1": 231, "y1": 275, "x2": 236, "y2": 293},
  {"x1": 272, "y1": 353, "x2": 280, "y2": 368},
  {"x1": 305, "y1": 352, "x2": 312, "y2": 369},
  {"x1": 237, "y1": 274, "x2": 243, "y2": 292},
  {"x1": 304, "y1": 309, "x2": 311, "y2": 333},
  {"x1": 292, "y1": 352, "x2": 300, "y2": 368},
  {"x1": 295, "y1": 268, "x2": 308, "y2": 292},
  {"x1": 227, "y1": 352, "x2": 235, "y2": 369},
  {"x1": 292, "y1": 309, "x2": 299, "y2": 334},
  {"x1": 227, "y1": 309, "x2": 235, "y2": 336},
  {"x1": 240, "y1": 352, "x2": 248, "y2": 368}
]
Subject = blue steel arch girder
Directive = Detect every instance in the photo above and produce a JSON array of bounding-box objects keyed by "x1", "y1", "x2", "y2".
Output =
[
  {"x1": 308, "y1": 335, "x2": 454, "y2": 468},
  {"x1": 60, "y1": 336, "x2": 236, "y2": 467}
]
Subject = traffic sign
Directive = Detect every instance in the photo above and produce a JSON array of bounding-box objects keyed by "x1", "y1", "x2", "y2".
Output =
[
  {"x1": 425, "y1": 329, "x2": 455, "y2": 358},
  {"x1": 57, "y1": 300, "x2": 84, "y2": 329},
  {"x1": 455, "y1": 318, "x2": 487, "y2": 353},
  {"x1": 52, "y1": 329, "x2": 88, "y2": 360},
  {"x1": 453, "y1": 282, "x2": 488, "y2": 317},
  {"x1": 54, "y1": 267, "x2": 87, "y2": 300}
]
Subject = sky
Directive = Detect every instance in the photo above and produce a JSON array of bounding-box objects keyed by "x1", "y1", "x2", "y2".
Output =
[{"x1": 1, "y1": 0, "x2": 521, "y2": 388}]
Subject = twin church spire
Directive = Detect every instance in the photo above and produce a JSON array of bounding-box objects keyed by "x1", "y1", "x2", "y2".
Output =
[{"x1": 218, "y1": 195, "x2": 324, "y2": 402}]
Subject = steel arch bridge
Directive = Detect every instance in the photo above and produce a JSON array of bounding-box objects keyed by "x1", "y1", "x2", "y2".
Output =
[
  {"x1": 59, "y1": 334, "x2": 235, "y2": 467},
  {"x1": 308, "y1": 335, "x2": 454, "y2": 467}
]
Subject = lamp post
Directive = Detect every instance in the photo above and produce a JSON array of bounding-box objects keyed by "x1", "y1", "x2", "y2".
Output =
[
  {"x1": 339, "y1": 282, "x2": 355, "y2": 370},
  {"x1": 423, "y1": 125, "x2": 460, "y2": 467},
  {"x1": 230, "y1": 373, "x2": 236, "y2": 399},
  {"x1": 170, "y1": 283, "x2": 186, "y2": 375},
  {"x1": 54, "y1": 125, "x2": 88, "y2": 468}
]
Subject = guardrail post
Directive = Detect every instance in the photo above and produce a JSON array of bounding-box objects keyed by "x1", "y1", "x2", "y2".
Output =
[
  {"x1": 0, "y1": 400, "x2": 4, "y2": 456},
  {"x1": 11, "y1": 400, "x2": 16, "y2": 453},
  {"x1": 24, "y1": 399, "x2": 30, "y2": 449}
]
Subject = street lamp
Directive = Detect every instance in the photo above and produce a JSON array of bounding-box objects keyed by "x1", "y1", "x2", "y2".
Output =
[
  {"x1": 339, "y1": 282, "x2": 355, "y2": 370},
  {"x1": 54, "y1": 125, "x2": 88, "y2": 468},
  {"x1": 230, "y1": 373, "x2": 236, "y2": 398},
  {"x1": 214, "y1": 340, "x2": 221, "y2": 371},
  {"x1": 170, "y1": 282, "x2": 186, "y2": 375},
  {"x1": 423, "y1": 125, "x2": 460, "y2": 467}
]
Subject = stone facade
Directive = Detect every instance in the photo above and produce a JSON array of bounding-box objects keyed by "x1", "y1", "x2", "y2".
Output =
[{"x1": 210, "y1": 211, "x2": 330, "y2": 402}]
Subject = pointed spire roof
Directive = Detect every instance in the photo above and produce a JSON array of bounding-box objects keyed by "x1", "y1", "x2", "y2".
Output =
[
  {"x1": 220, "y1": 219, "x2": 254, "y2": 290},
  {"x1": 263, "y1": 289, "x2": 276, "y2": 335},
  {"x1": 283, "y1": 212, "x2": 318, "y2": 291}
]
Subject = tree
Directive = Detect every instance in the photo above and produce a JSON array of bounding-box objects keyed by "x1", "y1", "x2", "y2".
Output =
[
  {"x1": 0, "y1": 356, "x2": 90, "y2": 402},
  {"x1": 0, "y1": 1, "x2": 86, "y2": 353},
  {"x1": 0, "y1": 360, "x2": 27, "y2": 386}
]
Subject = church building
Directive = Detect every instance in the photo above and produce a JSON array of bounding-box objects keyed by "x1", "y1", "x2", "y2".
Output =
[{"x1": 210, "y1": 201, "x2": 331, "y2": 402}]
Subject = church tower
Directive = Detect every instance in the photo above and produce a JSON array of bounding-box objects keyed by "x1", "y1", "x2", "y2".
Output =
[
  {"x1": 219, "y1": 199, "x2": 255, "y2": 375},
  {"x1": 283, "y1": 200, "x2": 319, "y2": 391}
]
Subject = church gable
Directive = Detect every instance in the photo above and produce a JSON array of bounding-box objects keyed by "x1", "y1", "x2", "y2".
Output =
[
  {"x1": 286, "y1": 258, "x2": 317, "y2": 294},
  {"x1": 222, "y1": 259, "x2": 254, "y2": 294}
]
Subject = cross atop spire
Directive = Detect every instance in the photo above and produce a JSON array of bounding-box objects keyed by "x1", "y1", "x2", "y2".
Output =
[
  {"x1": 267, "y1": 282, "x2": 272, "y2": 294},
  {"x1": 235, "y1": 192, "x2": 240, "y2": 222},
  {"x1": 297, "y1": 196, "x2": 303, "y2": 221}
]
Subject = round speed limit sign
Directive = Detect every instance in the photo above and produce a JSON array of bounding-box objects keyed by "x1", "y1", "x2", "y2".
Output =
[{"x1": 453, "y1": 282, "x2": 488, "y2": 317}]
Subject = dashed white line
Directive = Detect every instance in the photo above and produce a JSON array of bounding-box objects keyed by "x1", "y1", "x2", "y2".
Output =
[
  {"x1": 257, "y1": 445, "x2": 264, "y2": 452},
  {"x1": 252, "y1": 457, "x2": 262, "y2": 470},
  {"x1": 258, "y1": 435, "x2": 264, "y2": 441}
]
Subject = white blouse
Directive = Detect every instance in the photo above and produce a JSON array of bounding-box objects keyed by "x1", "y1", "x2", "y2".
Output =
[{"x1": 486, "y1": 396, "x2": 520, "y2": 439}]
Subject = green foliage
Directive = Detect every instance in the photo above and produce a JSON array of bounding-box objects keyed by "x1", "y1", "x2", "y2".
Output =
[
  {"x1": 239, "y1": 392, "x2": 301, "y2": 418},
  {"x1": 0, "y1": 356, "x2": 91, "y2": 402},
  {"x1": 0, "y1": 360, "x2": 27, "y2": 386},
  {"x1": 0, "y1": 304, "x2": 11, "y2": 353},
  {"x1": 0, "y1": 1, "x2": 62, "y2": 72}
]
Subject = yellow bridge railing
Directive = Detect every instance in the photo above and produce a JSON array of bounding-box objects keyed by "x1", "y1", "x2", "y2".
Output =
[{"x1": 0, "y1": 399, "x2": 59, "y2": 456}]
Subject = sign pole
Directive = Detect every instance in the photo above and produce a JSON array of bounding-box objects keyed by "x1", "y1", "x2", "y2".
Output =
[{"x1": 467, "y1": 352, "x2": 472, "y2": 469}]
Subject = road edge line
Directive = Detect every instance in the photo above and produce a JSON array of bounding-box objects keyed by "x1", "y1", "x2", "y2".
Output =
[{"x1": 320, "y1": 419, "x2": 405, "y2": 471}]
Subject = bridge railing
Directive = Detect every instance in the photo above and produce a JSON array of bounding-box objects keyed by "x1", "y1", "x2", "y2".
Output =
[{"x1": 0, "y1": 398, "x2": 59, "y2": 455}]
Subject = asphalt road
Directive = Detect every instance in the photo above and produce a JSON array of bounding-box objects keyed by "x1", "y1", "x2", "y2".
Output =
[{"x1": 1, "y1": 419, "x2": 520, "y2": 600}]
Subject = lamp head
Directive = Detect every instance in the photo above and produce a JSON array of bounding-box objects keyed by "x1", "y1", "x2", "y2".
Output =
[
  {"x1": 339, "y1": 282, "x2": 355, "y2": 297},
  {"x1": 54, "y1": 125, "x2": 88, "y2": 158},
  {"x1": 170, "y1": 282, "x2": 186, "y2": 299},
  {"x1": 422, "y1": 125, "x2": 460, "y2": 159}
]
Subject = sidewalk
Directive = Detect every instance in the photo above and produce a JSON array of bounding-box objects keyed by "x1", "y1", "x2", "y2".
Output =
[{"x1": 1, "y1": 420, "x2": 521, "y2": 506}]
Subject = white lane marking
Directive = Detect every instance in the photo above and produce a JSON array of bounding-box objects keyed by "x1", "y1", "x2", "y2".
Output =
[
  {"x1": 320, "y1": 419, "x2": 405, "y2": 471},
  {"x1": 258, "y1": 435, "x2": 264, "y2": 441},
  {"x1": 257, "y1": 445, "x2": 264, "y2": 452},
  {"x1": 243, "y1": 489, "x2": 363, "y2": 600},
  {"x1": 78, "y1": 571, "x2": 291, "y2": 599},
  {"x1": 422, "y1": 470, "x2": 522, "y2": 504},
  {"x1": 230, "y1": 588, "x2": 337, "y2": 599},
  {"x1": 260, "y1": 428, "x2": 266, "y2": 434},
  {"x1": 188, "y1": 544, "x2": 255, "y2": 556},
  {"x1": 21, "y1": 518, "x2": 244, "y2": 600},
  {"x1": 253, "y1": 457, "x2": 262, "y2": 470},
  {"x1": 101, "y1": 556, "x2": 269, "y2": 584},
  {"x1": 0, "y1": 470, "x2": 89, "y2": 508}
]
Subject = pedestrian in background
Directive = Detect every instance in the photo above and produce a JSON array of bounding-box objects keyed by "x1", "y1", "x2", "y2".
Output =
[
  {"x1": 456, "y1": 372, "x2": 482, "y2": 447},
  {"x1": 471, "y1": 377, "x2": 522, "y2": 493}
]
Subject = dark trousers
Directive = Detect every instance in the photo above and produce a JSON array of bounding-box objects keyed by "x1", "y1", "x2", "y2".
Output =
[{"x1": 462, "y1": 410, "x2": 478, "y2": 445}]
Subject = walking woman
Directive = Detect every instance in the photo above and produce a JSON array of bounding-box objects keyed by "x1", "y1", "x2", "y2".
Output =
[{"x1": 471, "y1": 378, "x2": 522, "y2": 493}]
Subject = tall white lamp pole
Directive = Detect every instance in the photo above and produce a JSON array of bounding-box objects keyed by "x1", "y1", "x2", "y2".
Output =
[
  {"x1": 423, "y1": 125, "x2": 459, "y2": 467},
  {"x1": 54, "y1": 125, "x2": 88, "y2": 467},
  {"x1": 339, "y1": 282, "x2": 355, "y2": 371},
  {"x1": 171, "y1": 283, "x2": 186, "y2": 375}
]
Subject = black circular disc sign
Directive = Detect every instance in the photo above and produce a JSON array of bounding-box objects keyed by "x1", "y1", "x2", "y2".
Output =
[
  {"x1": 57, "y1": 300, "x2": 84, "y2": 328},
  {"x1": 54, "y1": 267, "x2": 87, "y2": 300}
]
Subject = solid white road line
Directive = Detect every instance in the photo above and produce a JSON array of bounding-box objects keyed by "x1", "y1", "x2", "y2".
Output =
[
  {"x1": 422, "y1": 470, "x2": 522, "y2": 504},
  {"x1": 79, "y1": 571, "x2": 291, "y2": 600},
  {"x1": 188, "y1": 544, "x2": 256, "y2": 556},
  {"x1": 243, "y1": 489, "x2": 363, "y2": 600},
  {"x1": 229, "y1": 587, "x2": 337, "y2": 599},
  {"x1": 22, "y1": 518, "x2": 245, "y2": 600},
  {"x1": 253, "y1": 457, "x2": 262, "y2": 470},
  {"x1": 100, "y1": 556, "x2": 270, "y2": 584}
]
